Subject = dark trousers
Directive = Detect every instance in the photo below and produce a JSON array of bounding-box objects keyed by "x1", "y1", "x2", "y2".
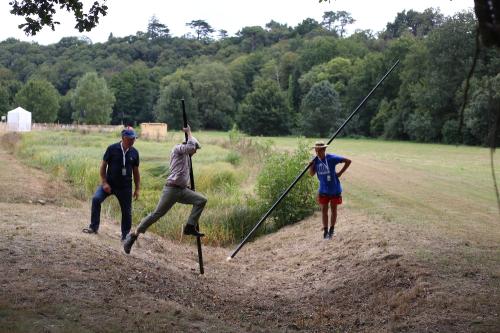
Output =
[{"x1": 89, "y1": 185, "x2": 132, "y2": 240}]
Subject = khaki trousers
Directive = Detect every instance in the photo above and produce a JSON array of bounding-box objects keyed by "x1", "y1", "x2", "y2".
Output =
[{"x1": 136, "y1": 185, "x2": 207, "y2": 234}]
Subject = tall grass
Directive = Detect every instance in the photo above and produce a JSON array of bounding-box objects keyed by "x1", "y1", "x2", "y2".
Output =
[
  {"x1": 13, "y1": 129, "x2": 316, "y2": 246},
  {"x1": 16, "y1": 131, "x2": 107, "y2": 198}
]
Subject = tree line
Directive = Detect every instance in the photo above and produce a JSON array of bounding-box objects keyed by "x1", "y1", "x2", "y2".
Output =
[{"x1": 0, "y1": 9, "x2": 498, "y2": 146}]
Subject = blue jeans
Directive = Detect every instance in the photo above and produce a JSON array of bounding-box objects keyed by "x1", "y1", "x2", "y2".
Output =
[{"x1": 89, "y1": 185, "x2": 132, "y2": 240}]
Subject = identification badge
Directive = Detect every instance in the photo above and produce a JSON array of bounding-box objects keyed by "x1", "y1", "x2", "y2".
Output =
[
  {"x1": 122, "y1": 167, "x2": 126, "y2": 176},
  {"x1": 327, "y1": 175, "x2": 332, "y2": 182}
]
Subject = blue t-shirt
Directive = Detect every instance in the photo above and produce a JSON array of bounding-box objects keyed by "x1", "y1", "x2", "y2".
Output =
[
  {"x1": 314, "y1": 153, "x2": 344, "y2": 196},
  {"x1": 103, "y1": 142, "x2": 140, "y2": 189}
]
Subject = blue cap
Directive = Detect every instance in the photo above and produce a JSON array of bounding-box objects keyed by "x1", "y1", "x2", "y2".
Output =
[{"x1": 121, "y1": 128, "x2": 137, "y2": 138}]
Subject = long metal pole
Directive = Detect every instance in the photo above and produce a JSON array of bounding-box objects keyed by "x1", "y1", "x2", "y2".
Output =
[
  {"x1": 227, "y1": 59, "x2": 400, "y2": 260},
  {"x1": 182, "y1": 99, "x2": 204, "y2": 274}
]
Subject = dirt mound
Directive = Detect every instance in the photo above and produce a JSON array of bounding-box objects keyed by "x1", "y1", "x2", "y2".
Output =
[{"x1": 0, "y1": 142, "x2": 498, "y2": 332}]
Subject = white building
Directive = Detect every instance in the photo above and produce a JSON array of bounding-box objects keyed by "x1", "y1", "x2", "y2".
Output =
[{"x1": 7, "y1": 107, "x2": 31, "y2": 132}]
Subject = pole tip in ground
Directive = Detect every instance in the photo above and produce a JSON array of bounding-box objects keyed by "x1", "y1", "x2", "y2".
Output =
[{"x1": 226, "y1": 256, "x2": 232, "y2": 262}]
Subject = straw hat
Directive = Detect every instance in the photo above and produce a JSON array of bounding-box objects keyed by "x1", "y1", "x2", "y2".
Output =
[{"x1": 312, "y1": 141, "x2": 328, "y2": 149}]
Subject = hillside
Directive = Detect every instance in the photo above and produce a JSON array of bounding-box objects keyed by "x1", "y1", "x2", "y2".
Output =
[{"x1": 0, "y1": 139, "x2": 499, "y2": 332}]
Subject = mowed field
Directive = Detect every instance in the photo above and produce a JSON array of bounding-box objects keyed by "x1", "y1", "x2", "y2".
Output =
[
  {"x1": 250, "y1": 134, "x2": 500, "y2": 295},
  {"x1": 0, "y1": 129, "x2": 499, "y2": 332}
]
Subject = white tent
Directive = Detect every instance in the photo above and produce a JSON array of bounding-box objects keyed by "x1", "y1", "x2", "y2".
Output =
[{"x1": 7, "y1": 107, "x2": 32, "y2": 132}]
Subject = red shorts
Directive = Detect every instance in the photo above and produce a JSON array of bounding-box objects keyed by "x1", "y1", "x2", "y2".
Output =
[{"x1": 317, "y1": 194, "x2": 342, "y2": 205}]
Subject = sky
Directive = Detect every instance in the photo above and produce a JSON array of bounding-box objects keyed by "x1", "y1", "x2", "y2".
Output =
[{"x1": 0, "y1": 0, "x2": 474, "y2": 45}]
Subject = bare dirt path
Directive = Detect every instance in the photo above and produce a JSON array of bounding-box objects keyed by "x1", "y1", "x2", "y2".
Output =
[{"x1": 0, "y1": 143, "x2": 498, "y2": 332}]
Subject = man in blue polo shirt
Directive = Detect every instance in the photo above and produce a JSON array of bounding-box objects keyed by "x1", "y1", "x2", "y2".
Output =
[
  {"x1": 83, "y1": 128, "x2": 141, "y2": 241},
  {"x1": 309, "y1": 141, "x2": 351, "y2": 240}
]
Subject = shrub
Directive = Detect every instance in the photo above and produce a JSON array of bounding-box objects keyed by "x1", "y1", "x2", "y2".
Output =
[{"x1": 256, "y1": 141, "x2": 316, "y2": 230}]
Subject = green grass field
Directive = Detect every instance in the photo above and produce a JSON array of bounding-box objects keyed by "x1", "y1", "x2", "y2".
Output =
[{"x1": 11, "y1": 129, "x2": 500, "y2": 252}]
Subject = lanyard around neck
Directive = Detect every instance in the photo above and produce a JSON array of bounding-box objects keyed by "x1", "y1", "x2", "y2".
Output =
[
  {"x1": 319, "y1": 156, "x2": 330, "y2": 173},
  {"x1": 120, "y1": 142, "x2": 129, "y2": 167}
]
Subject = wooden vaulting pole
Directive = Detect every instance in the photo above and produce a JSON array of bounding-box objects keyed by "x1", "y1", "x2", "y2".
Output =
[{"x1": 181, "y1": 99, "x2": 204, "y2": 274}]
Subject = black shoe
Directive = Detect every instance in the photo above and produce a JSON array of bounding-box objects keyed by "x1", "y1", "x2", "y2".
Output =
[
  {"x1": 323, "y1": 228, "x2": 328, "y2": 240},
  {"x1": 82, "y1": 227, "x2": 97, "y2": 234},
  {"x1": 183, "y1": 224, "x2": 205, "y2": 237},
  {"x1": 123, "y1": 233, "x2": 138, "y2": 254},
  {"x1": 328, "y1": 227, "x2": 335, "y2": 239}
]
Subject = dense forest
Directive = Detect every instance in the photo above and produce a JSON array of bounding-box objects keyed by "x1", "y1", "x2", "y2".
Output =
[{"x1": 0, "y1": 9, "x2": 499, "y2": 146}]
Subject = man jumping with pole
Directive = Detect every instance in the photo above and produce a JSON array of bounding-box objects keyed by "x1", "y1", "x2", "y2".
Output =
[{"x1": 123, "y1": 125, "x2": 206, "y2": 254}]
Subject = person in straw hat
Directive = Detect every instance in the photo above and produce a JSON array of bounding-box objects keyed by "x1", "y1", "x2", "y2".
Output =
[{"x1": 309, "y1": 141, "x2": 351, "y2": 239}]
